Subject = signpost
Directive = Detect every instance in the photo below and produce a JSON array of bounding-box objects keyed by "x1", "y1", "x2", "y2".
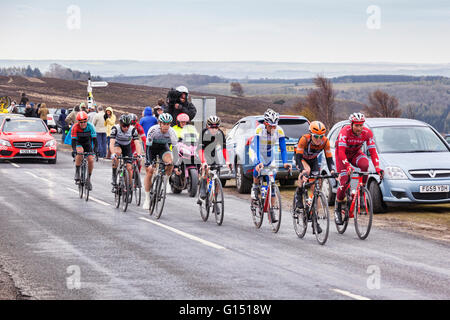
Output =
[{"x1": 87, "y1": 78, "x2": 108, "y2": 108}]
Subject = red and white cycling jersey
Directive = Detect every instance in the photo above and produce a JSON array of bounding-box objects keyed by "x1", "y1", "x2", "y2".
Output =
[{"x1": 335, "y1": 124, "x2": 380, "y2": 170}]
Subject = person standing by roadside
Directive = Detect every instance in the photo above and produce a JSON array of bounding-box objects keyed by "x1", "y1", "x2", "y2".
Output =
[
  {"x1": 140, "y1": 106, "x2": 158, "y2": 136},
  {"x1": 19, "y1": 93, "x2": 29, "y2": 106},
  {"x1": 38, "y1": 103, "x2": 49, "y2": 126},
  {"x1": 104, "y1": 106, "x2": 116, "y2": 159},
  {"x1": 93, "y1": 105, "x2": 107, "y2": 158},
  {"x1": 58, "y1": 108, "x2": 69, "y2": 143},
  {"x1": 66, "y1": 105, "x2": 81, "y2": 127},
  {"x1": 88, "y1": 104, "x2": 97, "y2": 123},
  {"x1": 24, "y1": 103, "x2": 33, "y2": 117}
]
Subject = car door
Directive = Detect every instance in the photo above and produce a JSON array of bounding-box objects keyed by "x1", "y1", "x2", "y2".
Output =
[{"x1": 223, "y1": 122, "x2": 240, "y2": 177}]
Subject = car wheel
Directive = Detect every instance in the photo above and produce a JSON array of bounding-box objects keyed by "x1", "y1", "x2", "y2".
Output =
[
  {"x1": 369, "y1": 180, "x2": 387, "y2": 213},
  {"x1": 321, "y1": 175, "x2": 336, "y2": 206},
  {"x1": 236, "y1": 164, "x2": 251, "y2": 194},
  {"x1": 48, "y1": 156, "x2": 57, "y2": 164}
]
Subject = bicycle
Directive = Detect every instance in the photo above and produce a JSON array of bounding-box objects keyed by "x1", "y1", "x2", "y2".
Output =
[
  {"x1": 113, "y1": 155, "x2": 133, "y2": 212},
  {"x1": 250, "y1": 165, "x2": 285, "y2": 233},
  {"x1": 197, "y1": 164, "x2": 225, "y2": 226},
  {"x1": 128, "y1": 155, "x2": 143, "y2": 207},
  {"x1": 292, "y1": 174, "x2": 335, "y2": 245},
  {"x1": 334, "y1": 171, "x2": 382, "y2": 240},
  {"x1": 75, "y1": 152, "x2": 95, "y2": 202},
  {"x1": 149, "y1": 156, "x2": 169, "y2": 219}
]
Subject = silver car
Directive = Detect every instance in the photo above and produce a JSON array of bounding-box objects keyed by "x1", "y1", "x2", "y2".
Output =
[{"x1": 320, "y1": 118, "x2": 450, "y2": 213}]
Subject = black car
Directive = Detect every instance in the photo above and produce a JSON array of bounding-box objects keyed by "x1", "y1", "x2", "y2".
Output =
[{"x1": 220, "y1": 115, "x2": 310, "y2": 193}]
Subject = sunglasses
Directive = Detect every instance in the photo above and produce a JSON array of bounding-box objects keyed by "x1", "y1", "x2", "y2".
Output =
[
  {"x1": 79, "y1": 120, "x2": 87, "y2": 123},
  {"x1": 209, "y1": 125, "x2": 219, "y2": 129},
  {"x1": 121, "y1": 124, "x2": 130, "y2": 128},
  {"x1": 312, "y1": 134, "x2": 324, "y2": 139}
]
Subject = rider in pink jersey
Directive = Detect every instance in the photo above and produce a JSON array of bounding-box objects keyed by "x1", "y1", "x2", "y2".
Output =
[{"x1": 334, "y1": 112, "x2": 384, "y2": 225}]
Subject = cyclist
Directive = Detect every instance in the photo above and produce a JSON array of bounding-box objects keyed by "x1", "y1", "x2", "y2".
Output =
[
  {"x1": 110, "y1": 114, "x2": 144, "y2": 193},
  {"x1": 71, "y1": 111, "x2": 98, "y2": 190},
  {"x1": 250, "y1": 109, "x2": 292, "y2": 223},
  {"x1": 143, "y1": 113, "x2": 179, "y2": 210},
  {"x1": 334, "y1": 112, "x2": 384, "y2": 225},
  {"x1": 295, "y1": 121, "x2": 335, "y2": 209},
  {"x1": 197, "y1": 115, "x2": 232, "y2": 201},
  {"x1": 172, "y1": 113, "x2": 199, "y2": 179}
]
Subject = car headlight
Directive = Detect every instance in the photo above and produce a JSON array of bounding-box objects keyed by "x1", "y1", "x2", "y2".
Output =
[
  {"x1": 0, "y1": 139, "x2": 12, "y2": 147},
  {"x1": 45, "y1": 140, "x2": 56, "y2": 147},
  {"x1": 384, "y1": 166, "x2": 408, "y2": 180}
]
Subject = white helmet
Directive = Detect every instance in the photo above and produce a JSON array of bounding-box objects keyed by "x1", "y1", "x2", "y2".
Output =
[
  {"x1": 176, "y1": 86, "x2": 189, "y2": 94},
  {"x1": 264, "y1": 109, "x2": 279, "y2": 125},
  {"x1": 207, "y1": 115, "x2": 221, "y2": 127},
  {"x1": 349, "y1": 112, "x2": 365, "y2": 124}
]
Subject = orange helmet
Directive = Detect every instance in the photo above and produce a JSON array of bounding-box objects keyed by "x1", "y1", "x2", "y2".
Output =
[
  {"x1": 309, "y1": 121, "x2": 326, "y2": 135},
  {"x1": 76, "y1": 111, "x2": 88, "y2": 122}
]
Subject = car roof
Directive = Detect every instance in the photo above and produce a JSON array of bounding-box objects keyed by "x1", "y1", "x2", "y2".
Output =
[
  {"x1": 333, "y1": 117, "x2": 429, "y2": 128},
  {"x1": 239, "y1": 115, "x2": 309, "y2": 121}
]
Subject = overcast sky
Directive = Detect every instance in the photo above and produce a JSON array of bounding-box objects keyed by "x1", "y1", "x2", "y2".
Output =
[{"x1": 1, "y1": 0, "x2": 449, "y2": 63}]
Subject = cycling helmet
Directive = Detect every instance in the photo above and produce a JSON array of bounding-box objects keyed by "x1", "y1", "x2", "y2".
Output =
[
  {"x1": 176, "y1": 113, "x2": 189, "y2": 123},
  {"x1": 76, "y1": 111, "x2": 88, "y2": 121},
  {"x1": 349, "y1": 112, "x2": 365, "y2": 124},
  {"x1": 207, "y1": 115, "x2": 221, "y2": 127},
  {"x1": 129, "y1": 113, "x2": 138, "y2": 125},
  {"x1": 176, "y1": 86, "x2": 189, "y2": 94},
  {"x1": 119, "y1": 114, "x2": 132, "y2": 126},
  {"x1": 158, "y1": 113, "x2": 173, "y2": 124},
  {"x1": 309, "y1": 121, "x2": 327, "y2": 135},
  {"x1": 264, "y1": 108, "x2": 279, "y2": 125}
]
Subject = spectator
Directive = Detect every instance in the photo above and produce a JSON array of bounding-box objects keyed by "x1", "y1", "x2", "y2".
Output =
[
  {"x1": 140, "y1": 106, "x2": 158, "y2": 135},
  {"x1": 88, "y1": 105, "x2": 97, "y2": 123},
  {"x1": 93, "y1": 105, "x2": 107, "y2": 158},
  {"x1": 154, "y1": 105, "x2": 164, "y2": 118},
  {"x1": 38, "y1": 103, "x2": 49, "y2": 126},
  {"x1": 157, "y1": 98, "x2": 166, "y2": 111},
  {"x1": 24, "y1": 103, "x2": 33, "y2": 117},
  {"x1": 58, "y1": 109, "x2": 69, "y2": 142},
  {"x1": 30, "y1": 103, "x2": 39, "y2": 118},
  {"x1": 19, "y1": 93, "x2": 29, "y2": 105},
  {"x1": 66, "y1": 104, "x2": 81, "y2": 127},
  {"x1": 103, "y1": 106, "x2": 116, "y2": 159}
]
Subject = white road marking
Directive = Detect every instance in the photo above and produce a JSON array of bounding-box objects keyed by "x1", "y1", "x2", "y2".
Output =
[
  {"x1": 139, "y1": 217, "x2": 227, "y2": 250},
  {"x1": 8, "y1": 161, "x2": 20, "y2": 168},
  {"x1": 332, "y1": 288, "x2": 371, "y2": 300},
  {"x1": 25, "y1": 171, "x2": 52, "y2": 183},
  {"x1": 66, "y1": 187, "x2": 110, "y2": 206}
]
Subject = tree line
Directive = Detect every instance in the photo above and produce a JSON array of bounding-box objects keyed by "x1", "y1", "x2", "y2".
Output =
[{"x1": 0, "y1": 64, "x2": 101, "y2": 81}]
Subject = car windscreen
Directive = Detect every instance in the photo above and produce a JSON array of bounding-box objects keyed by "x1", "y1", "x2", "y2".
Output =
[
  {"x1": 372, "y1": 126, "x2": 450, "y2": 153},
  {"x1": 446, "y1": 136, "x2": 450, "y2": 144},
  {"x1": 2, "y1": 119, "x2": 47, "y2": 133},
  {"x1": 257, "y1": 119, "x2": 309, "y2": 140}
]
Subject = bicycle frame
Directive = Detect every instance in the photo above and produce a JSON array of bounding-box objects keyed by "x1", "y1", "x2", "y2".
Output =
[
  {"x1": 342, "y1": 172, "x2": 373, "y2": 218},
  {"x1": 259, "y1": 167, "x2": 277, "y2": 217}
]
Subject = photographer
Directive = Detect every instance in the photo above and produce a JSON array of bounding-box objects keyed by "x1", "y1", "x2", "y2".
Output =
[{"x1": 165, "y1": 86, "x2": 197, "y2": 126}]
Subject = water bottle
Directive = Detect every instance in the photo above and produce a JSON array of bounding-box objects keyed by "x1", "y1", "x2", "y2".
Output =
[
  {"x1": 208, "y1": 179, "x2": 213, "y2": 193},
  {"x1": 261, "y1": 185, "x2": 268, "y2": 199}
]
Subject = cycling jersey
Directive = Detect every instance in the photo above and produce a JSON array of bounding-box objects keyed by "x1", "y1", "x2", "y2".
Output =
[
  {"x1": 173, "y1": 124, "x2": 199, "y2": 144},
  {"x1": 110, "y1": 124, "x2": 139, "y2": 146},
  {"x1": 131, "y1": 122, "x2": 146, "y2": 154},
  {"x1": 71, "y1": 122, "x2": 98, "y2": 152},
  {"x1": 146, "y1": 124, "x2": 178, "y2": 147},
  {"x1": 295, "y1": 133, "x2": 334, "y2": 172},
  {"x1": 250, "y1": 124, "x2": 287, "y2": 166},
  {"x1": 335, "y1": 124, "x2": 379, "y2": 172},
  {"x1": 198, "y1": 128, "x2": 229, "y2": 165}
]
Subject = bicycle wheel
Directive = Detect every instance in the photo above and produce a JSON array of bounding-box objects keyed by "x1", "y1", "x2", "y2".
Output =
[
  {"x1": 292, "y1": 191, "x2": 307, "y2": 238},
  {"x1": 134, "y1": 168, "x2": 142, "y2": 206},
  {"x1": 114, "y1": 170, "x2": 121, "y2": 208},
  {"x1": 198, "y1": 180, "x2": 210, "y2": 222},
  {"x1": 79, "y1": 163, "x2": 85, "y2": 199},
  {"x1": 312, "y1": 192, "x2": 330, "y2": 245},
  {"x1": 121, "y1": 169, "x2": 130, "y2": 212},
  {"x1": 154, "y1": 175, "x2": 167, "y2": 219},
  {"x1": 270, "y1": 185, "x2": 282, "y2": 233},
  {"x1": 334, "y1": 192, "x2": 349, "y2": 234},
  {"x1": 354, "y1": 186, "x2": 373, "y2": 240},
  {"x1": 213, "y1": 178, "x2": 224, "y2": 226},
  {"x1": 251, "y1": 193, "x2": 263, "y2": 229},
  {"x1": 85, "y1": 175, "x2": 90, "y2": 202},
  {"x1": 149, "y1": 175, "x2": 159, "y2": 216}
]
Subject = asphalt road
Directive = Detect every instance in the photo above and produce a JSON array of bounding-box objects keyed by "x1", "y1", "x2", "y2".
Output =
[{"x1": 0, "y1": 151, "x2": 449, "y2": 300}]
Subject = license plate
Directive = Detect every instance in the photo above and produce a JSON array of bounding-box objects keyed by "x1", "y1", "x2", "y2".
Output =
[
  {"x1": 20, "y1": 149, "x2": 38, "y2": 154},
  {"x1": 419, "y1": 185, "x2": 449, "y2": 193}
]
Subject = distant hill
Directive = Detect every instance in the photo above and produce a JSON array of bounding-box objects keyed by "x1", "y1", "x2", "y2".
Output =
[{"x1": 104, "y1": 74, "x2": 226, "y2": 89}]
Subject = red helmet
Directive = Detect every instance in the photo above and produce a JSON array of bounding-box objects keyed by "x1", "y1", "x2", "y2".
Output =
[
  {"x1": 176, "y1": 113, "x2": 189, "y2": 123},
  {"x1": 76, "y1": 111, "x2": 88, "y2": 122}
]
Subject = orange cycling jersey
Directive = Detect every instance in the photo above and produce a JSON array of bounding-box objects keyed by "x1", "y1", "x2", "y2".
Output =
[{"x1": 296, "y1": 133, "x2": 333, "y2": 160}]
